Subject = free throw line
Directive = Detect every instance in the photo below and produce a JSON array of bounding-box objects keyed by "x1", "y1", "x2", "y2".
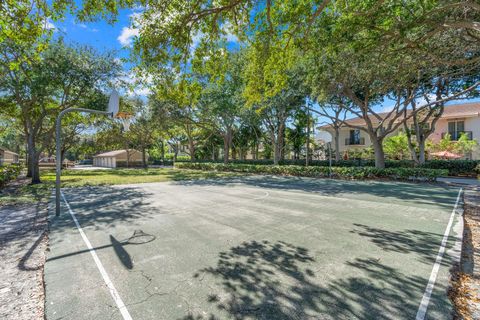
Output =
[
  {"x1": 415, "y1": 188, "x2": 463, "y2": 320},
  {"x1": 61, "y1": 191, "x2": 133, "y2": 320}
]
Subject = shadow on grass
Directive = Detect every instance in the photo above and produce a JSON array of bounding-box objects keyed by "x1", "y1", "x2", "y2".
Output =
[{"x1": 182, "y1": 240, "x2": 431, "y2": 320}]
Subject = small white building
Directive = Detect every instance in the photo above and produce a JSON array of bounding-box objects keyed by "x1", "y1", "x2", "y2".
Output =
[{"x1": 93, "y1": 150, "x2": 146, "y2": 168}]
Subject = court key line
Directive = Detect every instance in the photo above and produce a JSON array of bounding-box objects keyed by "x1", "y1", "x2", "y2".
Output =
[
  {"x1": 61, "y1": 191, "x2": 133, "y2": 320},
  {"x1": 415, "y1": 187, "x2": 463, "y2": 320}
]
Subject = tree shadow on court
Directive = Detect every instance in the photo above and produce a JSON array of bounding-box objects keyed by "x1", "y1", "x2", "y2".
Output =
[
  {"x1": 350, "y1": 223, "x2": 454, "y2": 267},
  {"x1": 181, "y1": 240, "x2": 442, "y2": 320},
  {"x1": 173, "y1": 175, "x2": 457, "y2": 210},
  {"x1": 51, "y1": 186, "x2": 157, "y2": 231}
]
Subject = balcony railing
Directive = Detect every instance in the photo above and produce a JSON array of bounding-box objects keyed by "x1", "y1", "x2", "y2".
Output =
[
  {"x1": 345, "y1": 137, "x2": 365, "y2": 145},
  {"x1": 441, "y1": 131, "x2": 473, "y2": 141}
]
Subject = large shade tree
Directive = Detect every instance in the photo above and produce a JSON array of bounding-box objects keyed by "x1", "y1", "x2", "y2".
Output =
[{"x1": 0, "y1": 40, "x2": 119, "y2": 183}]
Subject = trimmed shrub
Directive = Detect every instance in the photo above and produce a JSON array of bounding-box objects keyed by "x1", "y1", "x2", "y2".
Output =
[
  {"x1": 177, "y1": 159, "x2": 478, "y2": 176},
  {"x1": 420, "y1": 160, "x2": 479, "y2": 176},
  {"x1": 0, "y1": 164, "x2": 23, "y2": 188},
  {"x1": 175, "y1": 162, "x2": 447, "y2": 182}
]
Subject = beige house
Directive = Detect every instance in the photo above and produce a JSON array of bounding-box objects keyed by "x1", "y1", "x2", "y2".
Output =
[
  {"x1": 93, "y1": 149, "x2": 146, "y2": 168},
  {"x1": 0, "y1": 148, "x2": 19, "y2": 165},
  {"x1": 319, "y1": 103, "x2": 480, "y2": 160}
]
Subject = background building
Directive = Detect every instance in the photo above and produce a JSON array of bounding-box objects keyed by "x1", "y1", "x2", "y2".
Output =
[{"x1": 93, "y1": 150, "x2": 146, "y2": 168}]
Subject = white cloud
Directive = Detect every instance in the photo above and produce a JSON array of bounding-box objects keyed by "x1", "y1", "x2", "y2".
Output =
[
  {"x1": 79, "y1": 23, "x2": 88, "y2": 29},
  {"x1": 44, "y1": 19, "x2": 56, "y2": 31},
  {"x1": 116, "y1": 71, "x2": 152, "y2": 97},
  {"x1": 117, "y1": 27, "x2": 139, "y2": 47}
]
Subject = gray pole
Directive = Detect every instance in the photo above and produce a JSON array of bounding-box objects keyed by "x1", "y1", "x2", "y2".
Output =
[
  {"x1": 55, "y1": 108, "x2": 111, "y2": 216},
  {"x1": 328, "y1": 142, "x2": 332, "y2": 178}
]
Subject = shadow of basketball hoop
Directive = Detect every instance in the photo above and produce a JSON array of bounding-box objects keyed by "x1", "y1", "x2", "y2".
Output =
[{"x1": 110, "y1": 230, "x2": 156, "y2": 270}]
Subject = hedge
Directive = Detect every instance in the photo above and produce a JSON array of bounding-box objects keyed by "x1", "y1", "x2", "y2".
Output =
[
  {"x1": 0, "y1": 164, "x2": 22, "y2": 188},
  {"x1": 175, "y1": 162, "x2": 448, "y2": 182},
  {"x1": 174, "y1": 159, "x2": 478, "y2": 176}
]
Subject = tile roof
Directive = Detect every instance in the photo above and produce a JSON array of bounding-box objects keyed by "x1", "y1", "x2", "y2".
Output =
[
  {"x1": 94, "y1": 149, "x2": 138, "y2": 157},
  {"x1": 319, "y1": 102, "x2": 480, "y2": 129}
]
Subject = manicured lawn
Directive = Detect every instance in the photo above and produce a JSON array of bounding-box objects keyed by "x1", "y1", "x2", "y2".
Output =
[
  {"x1": 0, "y1": 168, "x2": 241, "y2": 206},
  {"x1": 40, "y1": 168, "x2": 241, "y2": 187}
]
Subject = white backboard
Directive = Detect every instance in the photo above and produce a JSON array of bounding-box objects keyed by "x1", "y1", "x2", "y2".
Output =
[{"x1": 107, "y1": 90, "x2": 119, "y2": 118}]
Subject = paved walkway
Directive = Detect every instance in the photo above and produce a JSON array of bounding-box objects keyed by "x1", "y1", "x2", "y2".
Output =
[{"x1": 438, "y1": 177, "x2": 480, "y2": 186}]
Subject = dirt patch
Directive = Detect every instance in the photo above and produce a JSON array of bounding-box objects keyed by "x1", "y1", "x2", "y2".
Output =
[
  {"x1": 450, "y1": 188, "x2": 480, "y2": 319},
  {"x1": 0, "y1": 178, "x2": 49, "y2": 320}
]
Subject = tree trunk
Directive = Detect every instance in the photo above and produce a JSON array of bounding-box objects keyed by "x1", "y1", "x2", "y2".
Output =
[
  {"x1": 334, "y1": 127, "x2": 341, "y2": 161},
  {"x1": 223, "y1": 127, "x2": 232, "y2": 164},
  {"x1": 26, "y1": 133, "x2": 34, "y2": 178},
  {"x1": 142, "y1": 147, "x2": 147, "y2": 168},
  {"x1": 188, "y1": 137, "x2": 195, "y2": 162},
  {"x1": 371, "y1": 137, "x2": 386, "y2": 169},
  {"x1": 31, "y1": 152, "x2": 41, "y2": 184},
  {"x1": 279, "y1": 122, "x2": 286, "y2": 161},
  {"x1": 160, "y1": 140, "x2": 165, "y2": 164},
  {"x1": 418, "y1": 140, "x2": 426, "y2": 164}
]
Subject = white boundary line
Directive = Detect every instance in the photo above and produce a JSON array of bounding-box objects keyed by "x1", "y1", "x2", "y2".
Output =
[
  {"x1": 415, "y1": 188, "x2": 463, "y2": 320},
  {"x1": 60, "y1": 191, "x2": 133, "y2": 320}
]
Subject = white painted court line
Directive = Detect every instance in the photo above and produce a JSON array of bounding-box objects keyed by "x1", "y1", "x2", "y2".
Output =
[
  {"x1": 415, "y1": 188, "x2": 463, "y2": 320},
  {"x1": 60, "y1": 191, "x2": 133, "y2": 320}
]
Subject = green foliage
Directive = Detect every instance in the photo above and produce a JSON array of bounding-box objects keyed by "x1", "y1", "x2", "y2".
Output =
[
  {"x1": 436, "y1": 133, "x2": 456, "y2": 152},
  {"x1": 0, "y1": 164, "x2": 23, "y2": 188},
  {"x1": 455, "y1": 133, "x2": 478, "y2": 156},
  {"x1": 383, "y1": 133, "x2": 410, "y2": 160},
  {"x1": 175, "y1": 162, "x2": 447, "y2": 182},
  {"x1": 421, "y1": 160, "x2": 479, "y2": 176}
]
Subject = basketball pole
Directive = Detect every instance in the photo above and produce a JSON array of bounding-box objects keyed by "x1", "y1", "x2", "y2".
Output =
[{"x1": 55, "y1": 108, "x2": 112, "y2": 216}]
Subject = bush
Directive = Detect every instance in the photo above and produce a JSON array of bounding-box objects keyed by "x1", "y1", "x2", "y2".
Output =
[
  {"x1": 475, "y1": 164, "x2": 480, "y2": 175},
  {"x1": 0, "y1": 164, "x2": 23, "y2": 188},
  {"x1": 178, "y1": 159, "x2": 478, "y2": 176},
  {"x1": 175, "y1": 162, "x2": 447, "y2": 182},
  {"x1": 420, "y1": 160, "x2": 479, "y2": 176}
]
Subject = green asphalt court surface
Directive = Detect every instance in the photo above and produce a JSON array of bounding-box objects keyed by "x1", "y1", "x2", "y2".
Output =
[{"x1": 45, "y1": 176, "x2": 463, "y2": 320}]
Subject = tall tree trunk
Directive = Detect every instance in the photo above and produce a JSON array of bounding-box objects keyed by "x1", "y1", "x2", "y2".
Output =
[
  {"x1": 418, "y1": 140, "x2": 426, "y2": 164},
  {"x1": 31, "y1": 152, "x2": 41, "y2": 184},
  {"x1": 26, "y1": 133, "x2": 34, "y2": 178},
  {"x1": 334, "y1": 127, "x2": 341, "y2": 161},
  {"x1": 371, "y1": 137, "x2": 386, "y2": 169},
  {"x1": 223, "y1": 127, "x2": 232, "y2": 164},
  {"x1": 279, "y1": 122, "x2": 286, "y2": 161},
  {"x1": 306, "y1": 107, "x2": 311, "y2": 166},
  {"x1": 188, "y1": 137, "x2": 195, "y2": 162},
  {"x1": 142, "y1": 147, "x2": 147, "y2": 168},
  {"x1": 160, "y1": 140, "x2": 165, "y2": 164}
]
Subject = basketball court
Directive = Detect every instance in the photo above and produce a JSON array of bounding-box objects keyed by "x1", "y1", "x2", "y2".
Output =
[{"x1": 45, "y1": 176, "x2": 463, "y2": 320}]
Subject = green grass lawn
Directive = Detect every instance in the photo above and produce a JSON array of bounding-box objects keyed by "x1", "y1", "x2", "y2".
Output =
[
  {"x1": 0, "y1": 168, "x2": 241, "y2": 206},
  {"x1": 41, "y1": 168, "x2": 240, "y2": 187}
]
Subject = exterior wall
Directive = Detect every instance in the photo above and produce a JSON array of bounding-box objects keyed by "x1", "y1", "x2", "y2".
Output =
[
  {"x1": 324, "y1": 115, "x2": 480, "y2": 160},
  {"x1": 93, "y1": 150, "x2": 147, "y2": 168},
  {"x1": 0, "y1": 150, "x2": 19, "y2": 165}
]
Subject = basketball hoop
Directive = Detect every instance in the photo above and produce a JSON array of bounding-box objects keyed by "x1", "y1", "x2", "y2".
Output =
[{"x1": 115, "y1": 111, "x2": 133, "y2": 132}]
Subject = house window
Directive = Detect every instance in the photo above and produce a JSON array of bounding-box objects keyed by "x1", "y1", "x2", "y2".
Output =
[
  {"x1": 350, "y1": 130, "x2": 361, "y2": 145},
  {"x1": 448, "y1": 120, "x2": 465, "y2": 140}
]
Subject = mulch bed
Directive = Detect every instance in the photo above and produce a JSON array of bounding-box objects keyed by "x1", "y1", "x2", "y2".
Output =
[
  {"x1": 0, "y1": 178, "x2": 49, "y2": 320},
  {"x1": 450, "y1": 187, "x2": 480, "y2": 319}
]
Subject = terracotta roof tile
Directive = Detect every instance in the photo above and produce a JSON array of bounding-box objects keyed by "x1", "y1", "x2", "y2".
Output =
[{"x1": 318, "y1": 102, "x2": 480, "y2": 129}]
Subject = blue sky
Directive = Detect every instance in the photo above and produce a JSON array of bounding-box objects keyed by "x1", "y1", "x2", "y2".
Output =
[{"x1": 50, "y1": 8, "x2": 137, "y2": 63}]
